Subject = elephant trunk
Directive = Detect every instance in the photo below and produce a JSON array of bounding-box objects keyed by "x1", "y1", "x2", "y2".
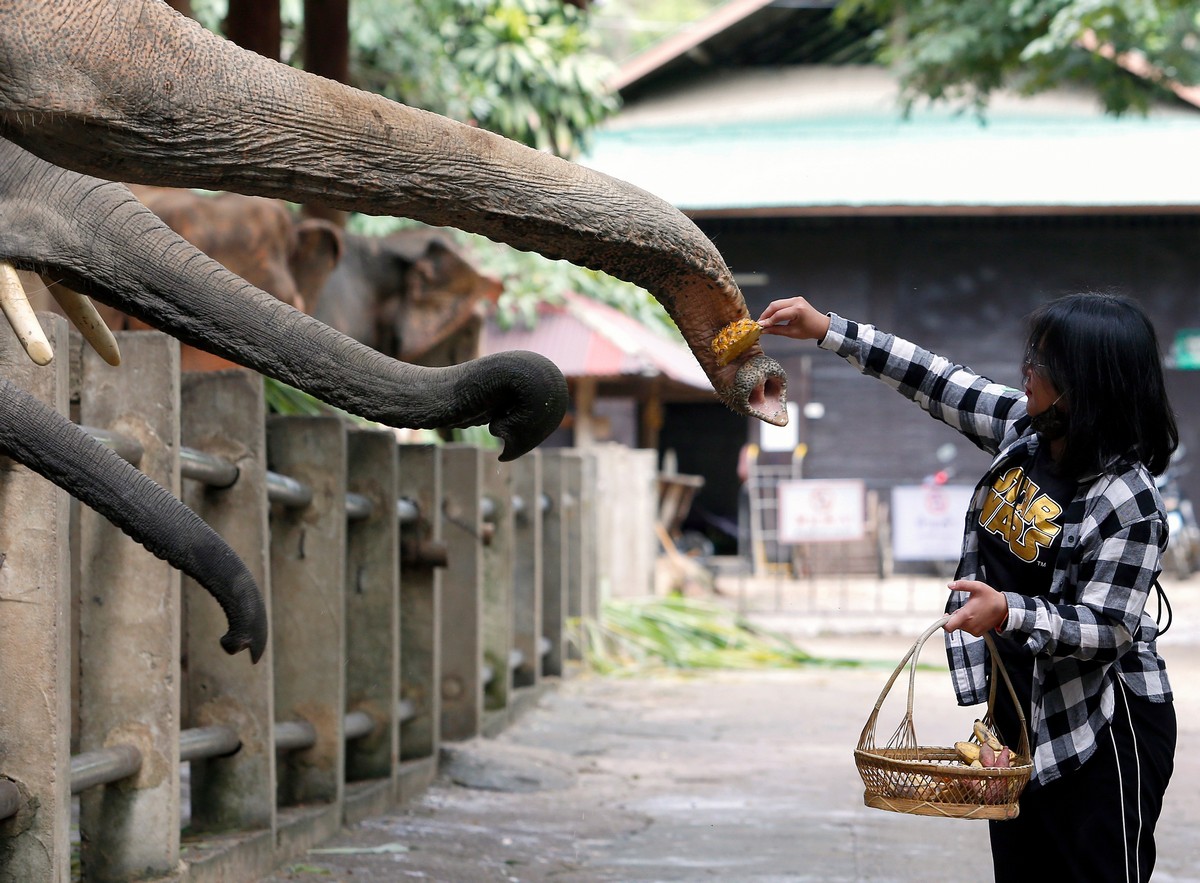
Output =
[
  {"x1": 0, "y1": 379, "x2": 268, "y2": 661},
  {"x1": 1, "y1": 149, "x2": 567, "y2": 459},
  {"x1": 0, "y1": 0, "x2": 787, "y2": 425}
]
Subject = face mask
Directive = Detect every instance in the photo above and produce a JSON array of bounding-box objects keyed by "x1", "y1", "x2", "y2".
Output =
[{"x1": 1030, "y1": 393, "x2": 1067, "y2": 440}]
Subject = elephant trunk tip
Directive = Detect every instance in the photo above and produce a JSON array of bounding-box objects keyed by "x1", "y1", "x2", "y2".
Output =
[
  {"x1": 216, "y1": 570, "x2": 269, "y2": 663},
  {"x1": 720, "y1": 354, "x2": 789, "y2": 426},
  {"x1": 485, "y1": 353, "x2": 570, "y2": 462}
]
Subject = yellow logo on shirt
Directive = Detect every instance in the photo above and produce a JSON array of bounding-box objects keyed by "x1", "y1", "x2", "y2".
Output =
[{"x1": 978, "y1": 467, "x2": 1063, "y2": 563}]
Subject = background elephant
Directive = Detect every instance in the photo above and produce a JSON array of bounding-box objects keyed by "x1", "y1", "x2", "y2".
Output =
[
  {"x1": 33, "y1": 186, "x2": 346, "y2": 373},
  {"x1": 312, "y1": 228, "x2": 501, "y2": 368},
  {"x1": 126, "y1": 186, "x2": 345, "y2": 319},
  {"x1": 0, "y1": 0, "x2": 787, "y2": 658},
  {"x1": 118, "y1": 186, "x2": 344, "y2": 372}
]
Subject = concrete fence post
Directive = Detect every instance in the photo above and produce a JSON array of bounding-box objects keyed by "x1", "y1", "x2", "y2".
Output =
[
  {"x1": 438, "y1": 445, "x2": 484, "y2": 741},
  {"x1": 77, "y1": 331, "x2": 182, "y2": 881},
  {"x1": 266, "y1": 416, "x2": 347, "y2": 815},
  {"x1": 343, "y1": 428, "x2": 400, "y2": 808},
  {"x1": 511, "y1": 451, "x2": 542, "y2": 691},
  {"x1": 481, "y1": 458, "x2": 514, "y2": 728},
  {"x1": 561, "y1": 451, "x2": 585, "y2": 660},
  {"x1": 396, "y1": 444, "x2": 442, "y2": 785},
  {"x1": 580, "y1": 450, "x2": 600, "y2": 623},
  {"x1": 538, "y1": 450, "x2": 566, "y2": 678},
  {"x1": 0, "y1": 314, "x2": 72, "y2": 883},
  {"x1": 591, "y1": 446, "x2": 614, "y2": 612},
  {"x1": 180, "y1": 370, "x2": 277, "y2": 848}
]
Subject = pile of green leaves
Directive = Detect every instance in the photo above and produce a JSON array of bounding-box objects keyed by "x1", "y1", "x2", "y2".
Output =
[{"x1": 570, "y1": 595, "x2": 860, "y2": 675}]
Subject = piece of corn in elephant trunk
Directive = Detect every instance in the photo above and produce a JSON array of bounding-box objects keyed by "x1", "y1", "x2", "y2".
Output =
[{"x1": 711, "y1": 318, "x2": 762, "y2": 367}]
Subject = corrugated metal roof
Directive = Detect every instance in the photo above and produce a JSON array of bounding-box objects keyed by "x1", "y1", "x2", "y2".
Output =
[
  {"x1": 481, "y1": 291, "x2": 711, "y2": 390},
  {"x1": 610, "y1": 0, "x2": 877, "y2": 99},
  {"x1": 585, "y1": 67, "x2": 1200, "y2": 213}
]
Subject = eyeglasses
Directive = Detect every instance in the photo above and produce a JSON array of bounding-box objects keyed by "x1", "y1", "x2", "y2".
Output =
[{"x1": 1022, "y1": 346, "x2": 1050, "y2": 374}]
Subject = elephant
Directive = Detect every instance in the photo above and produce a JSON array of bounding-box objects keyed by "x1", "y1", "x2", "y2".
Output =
[
  {"x1": 0, "y1": 0, "x2": 788, "y2": 661},
  {"x1": 311, "y1": 227, "x2": 501, "y2": 368}
]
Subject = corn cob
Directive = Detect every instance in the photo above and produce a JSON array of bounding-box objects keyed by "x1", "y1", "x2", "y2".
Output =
[{"x1": 711, "y1": 318, "x2": 762, "y2": 367}]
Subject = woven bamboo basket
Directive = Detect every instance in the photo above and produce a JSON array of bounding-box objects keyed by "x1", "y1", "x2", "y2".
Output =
[{"x1": 854, "y1": 615, "x2": 1033, "y2": 820}]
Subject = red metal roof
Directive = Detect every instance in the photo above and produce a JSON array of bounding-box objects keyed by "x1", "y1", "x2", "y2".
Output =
[{"x1": 481, "y1": 290, "x2": 711, "y2": 390}]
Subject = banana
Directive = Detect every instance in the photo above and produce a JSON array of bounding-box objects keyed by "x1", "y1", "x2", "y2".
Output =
[
  {"x1": 973, "y1": 719, "x2": 1003, "y2": 752},
  {"x1": 954, "y1": 740, "x2": 982, "y2": 764}
]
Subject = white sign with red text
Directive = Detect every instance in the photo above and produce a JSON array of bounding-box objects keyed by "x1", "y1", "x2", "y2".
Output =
[
  {"x1": 777, "y1": 479, "x2": 865, "y2": 544},
  {"x1": 890, "y1": 484, "x2": 974, "y2": 562}
]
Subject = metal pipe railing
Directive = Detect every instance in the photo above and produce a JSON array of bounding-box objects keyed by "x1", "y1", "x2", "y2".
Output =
[
  {"x1": 397, "y1": 699, "x2": 416, "y2": 724},
  {"x1": 70, "y1": 744, "x2": 143, "y2": 795},
  {"x1": 81, "y1": 425, "x2": 145, "y2": 466},
  {"x1": 65, "y1": 708, "x2": 386, "y2": 800},
  {"x1": 396, "y1": 497, "x2": 419, "y2": 525},
  {"x1": 179, "y1": 446, "x2": 239, "y2": 489},
  {"x1": 179, "y1": 725, "x2": 241, "y2": 763},
  {"x1": 345, "y1": 493, "x2": 373, "y2": 521},
  {"x1": 266, "y1": 471, "x2": 313, "y2": 508},
  {"x1": 274, "y1": 720, "x2": 318, "y2": 753},
  {"x1": 343, "y1": 711, "x2": 375, "y2": 741},
  {"x1": 85, "y1": 427, "x2": 428, "y2": 524},
  {"x1": 0, "y1": 780, "x2": 21, "y2": 821}
]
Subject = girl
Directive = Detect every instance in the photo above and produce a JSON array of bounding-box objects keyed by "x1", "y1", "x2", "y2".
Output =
[{"x1": 758, "y1": 292, "x2": 1177, "y2": 882}]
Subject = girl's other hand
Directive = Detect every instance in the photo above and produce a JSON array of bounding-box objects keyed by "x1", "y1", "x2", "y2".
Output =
[
  {"x1": 757, "y1": 297, "x2": 831, "y2": 341},
  {"x1": 944, "y1": 580, "x2": 1010, "y2": 637}
]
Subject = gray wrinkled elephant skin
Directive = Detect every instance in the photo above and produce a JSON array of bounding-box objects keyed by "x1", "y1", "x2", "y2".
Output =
[{"x1": 0, "y1": 0, "x2": 789, "y2": 660}]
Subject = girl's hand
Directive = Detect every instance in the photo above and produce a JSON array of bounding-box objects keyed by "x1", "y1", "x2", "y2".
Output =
[
  {"x1": 757, "y1": 297, "x2": 831, "y2": 341},
  {"x1": 944, "y1": 580, "x2": 1009, "y2": 637}
]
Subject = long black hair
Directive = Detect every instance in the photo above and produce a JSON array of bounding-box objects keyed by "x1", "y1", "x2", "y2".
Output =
[{"x1": 1024, "y1": 292, "x2": 1178, "y2": 478}]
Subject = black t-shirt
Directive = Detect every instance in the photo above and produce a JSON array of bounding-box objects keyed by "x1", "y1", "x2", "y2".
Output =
[{"x1": 975, "y1": 443, "x2": 1077, "y2": 747}]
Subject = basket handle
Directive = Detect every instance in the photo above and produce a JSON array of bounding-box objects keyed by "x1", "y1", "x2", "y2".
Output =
[
  {"x1": 980, "y1": 629, "x2": 1032, "y2": 760},
  {"x1": 857, "y1": 615, "x2": 949, "y2": 750},
  {"x1": 857, "y1": 615, "x2": 1032, "y2": 760}
]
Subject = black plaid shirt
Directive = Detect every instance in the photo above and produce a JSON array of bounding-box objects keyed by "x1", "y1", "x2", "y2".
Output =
[{"x1": 821, "y1": 313, "x2": 1172, "y2": 788}]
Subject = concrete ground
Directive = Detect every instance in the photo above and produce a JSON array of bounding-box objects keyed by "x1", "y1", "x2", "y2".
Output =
[{"x1": 259, "y1": 574, "x2": 1200, "y2": 882}]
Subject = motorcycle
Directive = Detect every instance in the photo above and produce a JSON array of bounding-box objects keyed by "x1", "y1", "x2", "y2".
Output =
[{"x1": 1156, "y1": 445, "x2": 1200, "y2": 580}]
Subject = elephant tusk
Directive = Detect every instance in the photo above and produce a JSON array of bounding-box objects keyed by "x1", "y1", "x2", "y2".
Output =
[
  {"x1": 0, "y1": 262, "x2": 53, "y2": 366},
  {"x1": 47, "y1": 285, "x2": 122, "y2": 367}
]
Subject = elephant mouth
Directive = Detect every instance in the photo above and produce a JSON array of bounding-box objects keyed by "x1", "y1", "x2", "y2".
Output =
[{"x1": 716, "y1": 348, "x2": 788, "y2": 426}]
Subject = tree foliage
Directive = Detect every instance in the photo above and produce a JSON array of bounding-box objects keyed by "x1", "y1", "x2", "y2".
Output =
[
  {"x1": 350, "y1": 0, "x2": 619, "y2": 158},
  {"x1": 837, "y1": 0, "x2": 1200, "y2": 116}
]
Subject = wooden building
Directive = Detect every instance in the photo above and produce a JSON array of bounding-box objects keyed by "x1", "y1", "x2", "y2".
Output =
[{"x1": 582, "y1": 0, "x2": 1200, "y2": 551}]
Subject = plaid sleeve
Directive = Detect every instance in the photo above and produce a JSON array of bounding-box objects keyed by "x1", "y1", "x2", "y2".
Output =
[
  {"x1": 1003, "y1": 482, "x2": 1163, "y2": 663},
  {"x1": 820, "y1": 313, "x2": 1021, "y2": 454}
]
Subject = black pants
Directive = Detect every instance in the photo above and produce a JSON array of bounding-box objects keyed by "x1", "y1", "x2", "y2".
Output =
[{"x1": 989, "y1": 680, "x2": 1176, "y2": 883}]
